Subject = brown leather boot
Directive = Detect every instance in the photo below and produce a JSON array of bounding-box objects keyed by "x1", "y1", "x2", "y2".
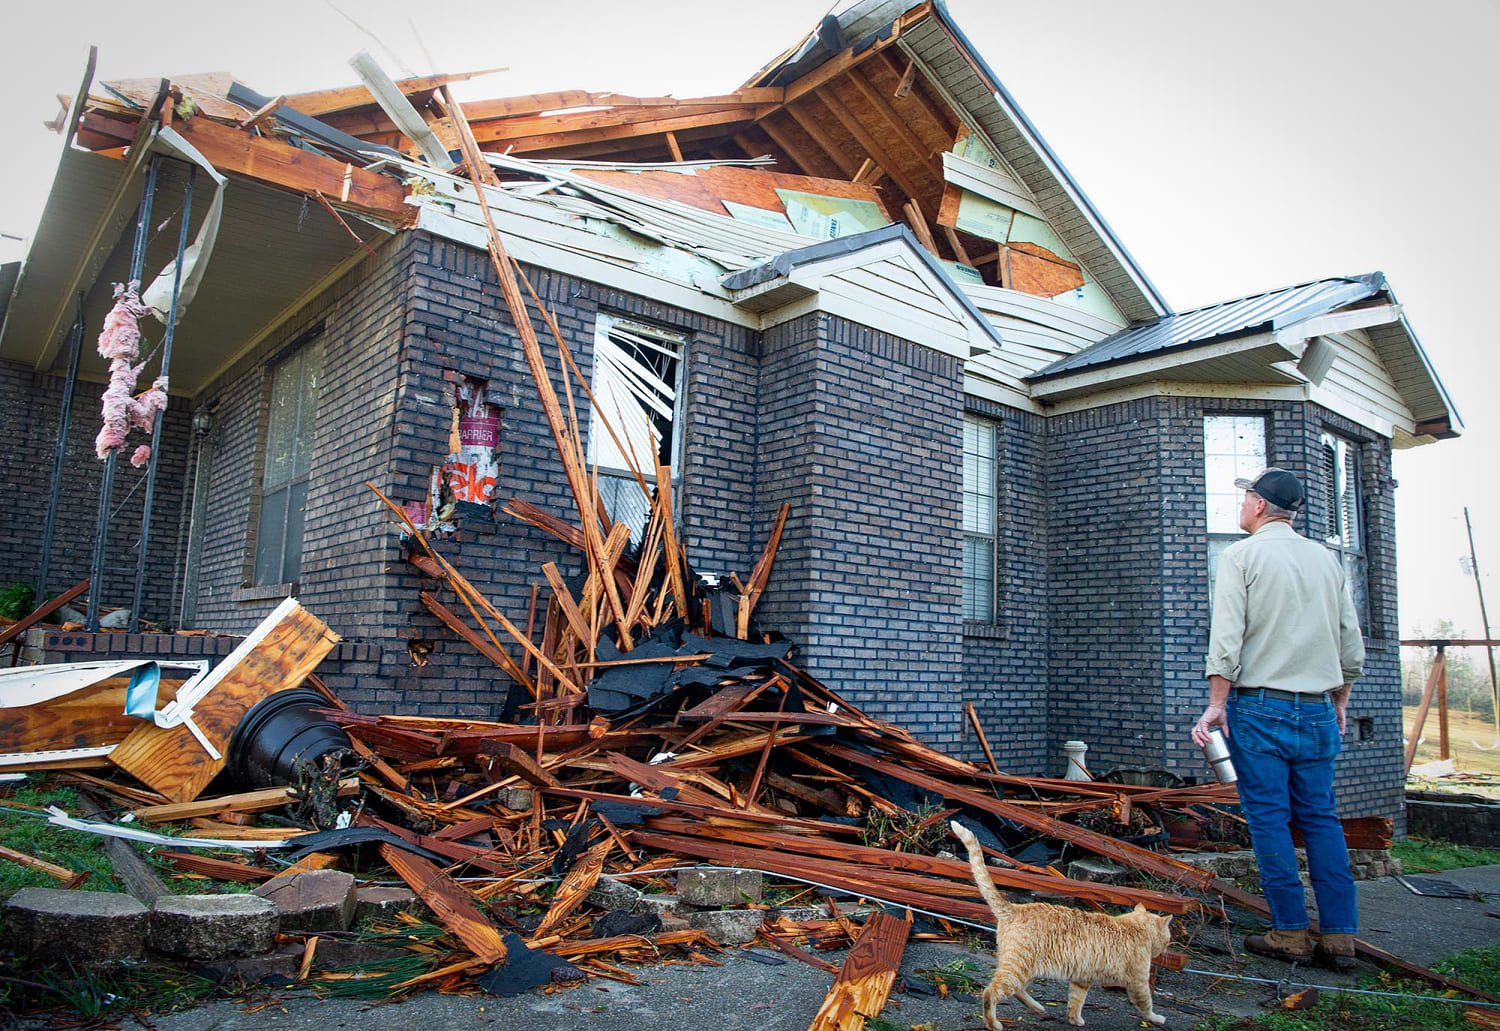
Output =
[
  {"x1": 1314, "y1": 933, "x2": 1357, "y2": 971},
  {"x1": 1244, "y1": 928, "x2": 1314, "y2": 962}
]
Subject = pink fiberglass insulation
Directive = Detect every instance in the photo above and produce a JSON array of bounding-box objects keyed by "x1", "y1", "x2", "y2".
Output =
[{"x1": 94, "y1": 281, "x2": 168, "y2": 461}]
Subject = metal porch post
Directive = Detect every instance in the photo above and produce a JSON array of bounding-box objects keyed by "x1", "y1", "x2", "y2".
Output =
[
  {"x1": 129, "y1": 166, "x2": 194, "y2": 632},
  {"x1": 86, "y1": 156, "x2": 159, "y2": 632}
]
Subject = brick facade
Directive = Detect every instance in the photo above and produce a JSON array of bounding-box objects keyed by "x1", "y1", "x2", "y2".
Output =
[
  {"x1": 1046, "y1": 394, "x2": 1401, "y2": 820},
  {"x1": 754, "y1": 313, "x2": 967, "y2": 748},
  {"x1": 961, "y1": 400, "x2": 1050, "y2": 773},
  {"x1": 5, "y1": 231, "x2": 1405, "y2": 820},
  {"x1": 0, "y1": 351, "x2": 192, "y2": 626}
]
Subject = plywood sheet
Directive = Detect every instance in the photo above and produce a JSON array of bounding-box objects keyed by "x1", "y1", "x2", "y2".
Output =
[
  {"x1": 571, "y1": 165, "x2": 892, "y2": 223},
  {"x1": 107, "y1": 604, "x2": 340, "y2": 802},
  {"x1": 0, "y1": 675, "x2": 184, "y2": 755}
]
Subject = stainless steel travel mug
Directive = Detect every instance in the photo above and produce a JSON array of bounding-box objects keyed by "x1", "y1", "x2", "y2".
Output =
[{"x1": 1201, "y1": 728, "x2": 1237, "y2": 783}]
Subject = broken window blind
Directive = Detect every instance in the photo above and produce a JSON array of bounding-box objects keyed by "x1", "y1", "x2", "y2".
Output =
[
  {"x1": 589, "y1": 316, "x2": 685, "y2": 541},
  {"x1": 254, "y1": 336, "x2": 323, "y2": 586},
  {"x1": 962, "y1": 415, "x2": 999, "y2": 622}
]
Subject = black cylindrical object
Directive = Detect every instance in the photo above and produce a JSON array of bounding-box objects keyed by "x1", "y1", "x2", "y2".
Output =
[{"x1": 226, "y1": 687, "x2": 351, "y2": 790}]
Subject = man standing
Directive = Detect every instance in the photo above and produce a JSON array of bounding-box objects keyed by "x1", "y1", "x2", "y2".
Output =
[{"x1": 1193, "y1": 467, "x2": 1365, "y2": 969}]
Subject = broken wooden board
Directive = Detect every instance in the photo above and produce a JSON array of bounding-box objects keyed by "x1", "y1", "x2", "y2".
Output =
[
  {"x1": 107, "y1": 601, "x2": 340, "y2": 803},
  {"x1": 379, "y1": 843, "x2": 508, "y2": 965},
  {"x1": 808, "y1": 910, "x2": 911, "y2": 1031},
  {"x1": 0, "y1": 662, "x2": 191, "y2": 758}
]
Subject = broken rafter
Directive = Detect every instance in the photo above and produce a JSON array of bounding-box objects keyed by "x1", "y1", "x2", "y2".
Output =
[
  {"x1": 170, "y1": 114, "x2": 408, "y2": 218},
  {"x1": 379, "y1": 843, "x2": 508, "y2": 964},
  {"x1": 282, "y1": 68, "x2": 507, "y2": 118},
  {"x1": 808, "y1": 910, "x2": 911, "y2": 1031},
  {"x1": 477, "y1": 104, "x2": 779, "y2": 152}
]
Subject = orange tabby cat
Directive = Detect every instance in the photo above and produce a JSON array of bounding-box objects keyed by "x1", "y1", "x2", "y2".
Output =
[{"x1": 950, "y1": 821, "x2": 1172, "y2": 1028}]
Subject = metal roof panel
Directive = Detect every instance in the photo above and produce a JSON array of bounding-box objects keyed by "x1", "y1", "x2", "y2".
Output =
[{"x1": 1032, "y1": 273, "x2": 1388, "y2": 379}]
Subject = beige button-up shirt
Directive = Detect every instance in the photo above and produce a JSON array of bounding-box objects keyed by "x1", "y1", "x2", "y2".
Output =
[{"x1": 1206, "y1": 521, "x2": 1365, "y2": 693}]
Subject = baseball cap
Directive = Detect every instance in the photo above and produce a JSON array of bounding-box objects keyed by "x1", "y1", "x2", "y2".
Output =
[{"x1": 1234, "y1": 467, "x2": 1305, "y2": 511}]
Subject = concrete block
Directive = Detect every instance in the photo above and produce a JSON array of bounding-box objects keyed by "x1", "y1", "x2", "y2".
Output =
[
  {"x1": 677, "y1": 868, "x2": 762, "y2": 908},
  {"x1": 687, "y1": 908, "x2": 765, "y2": 945},
  {"x1": 494, "y1": 787, "x2": 534, "y2": 811},
  {"x1": 586, "y1": 876, "x2": 644, "y2": 914},
  {"x1": 634, "y1": 893, "x2": 681, "y2": 918},
  {"x1": 253, "y1": 869, "x2": 358, "y2": 932},
  {"x1": 354, "y1": 886, "x2": 420, "y2": 925},
  {"x1": 149, "y1": 894, "x2": 279, "y2": 960},
  {"x1": 4, "y1": 888, "x2": 148, "y2": 964}
]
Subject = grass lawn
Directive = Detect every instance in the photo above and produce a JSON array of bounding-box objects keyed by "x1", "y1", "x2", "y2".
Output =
[{"x1": 1403, "y1": 705, "x2": 1500, "y2": 799}]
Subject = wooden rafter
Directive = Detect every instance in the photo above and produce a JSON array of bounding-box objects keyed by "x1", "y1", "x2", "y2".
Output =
[
  {"x1": 876, "y1": 49, "x2": 955, "y2": 140},
  {"x1": 478, "y1": 104, "x2": 779, "y2": 152},
  {"x1": 282, "y1": 68, "x2": 505, "y2": 118},
  {"x1": 847, "y1": 67, "x2": 934, "y2": 166},
  {"x1": 816, "y1": 89, "x2": 929, "y2": 217},
  {"x1": 780, "y1": 103, "x2": 862, "y2": 179},
  {"x1": 169, "y1": 114, "x2": 409, "y2": 217}
]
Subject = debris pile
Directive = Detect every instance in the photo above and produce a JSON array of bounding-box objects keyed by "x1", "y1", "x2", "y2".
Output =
[{"x1": 6, "y1": 105, "x2": 1487, "y2": 1016}]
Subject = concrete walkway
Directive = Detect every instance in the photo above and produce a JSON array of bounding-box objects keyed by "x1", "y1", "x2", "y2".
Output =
[{"x1": 123, "y1": 866, "x2": 1500, "y2": 1031}]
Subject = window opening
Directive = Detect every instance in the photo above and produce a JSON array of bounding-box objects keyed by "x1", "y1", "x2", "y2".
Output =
[
  {"x1": 254, "y1": 336, "x2": 323, "y2": 586},
  {"x1": 963, "y1": 415, "x2": 999, "y2": 622},
  {"x1": 1203, "y1": 414, "x2": 1267, "y2": 598},
  {"x1": 589, "y1": 315, "x2": 686, "y2": 541},
  {"x1": 1321, "y1": 431, "x2": 1369, "y2": 625}
]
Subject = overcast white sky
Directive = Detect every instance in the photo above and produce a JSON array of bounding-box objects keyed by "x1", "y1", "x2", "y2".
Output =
[{"x1": 1, "y1": 0, "x2": 1495, "y2": 639}]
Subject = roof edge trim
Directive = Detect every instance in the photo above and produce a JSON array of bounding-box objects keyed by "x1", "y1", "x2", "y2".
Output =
[
  {"x1": 930, "y1": 0, "x2": 1171, "y2": 317},
  {"x1": 720, "y1": 222, "x2": 1005, "y2": 352}
]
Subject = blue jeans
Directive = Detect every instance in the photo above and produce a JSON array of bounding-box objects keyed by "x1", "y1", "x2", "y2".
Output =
[{"x1": 1227, "y1": 691, "x2": 1358, "y2": 934}]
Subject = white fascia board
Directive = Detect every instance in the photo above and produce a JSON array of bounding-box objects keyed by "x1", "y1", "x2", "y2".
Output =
[
  {"x1": 1039, "y1": 379, "x2": 1310, "y2": 417},
  {"x1": 415, "y1": 205, "x2": 760, "y2": 329},
  {"x1": 1273, "y1": 303, "x2": 1403, "y2": 352},
  {"x1": 963, "y1": 370, "x2": 1043, "y2": 413},
  {"x1": 1029, "y1": 331, "x2": 1301, "y2": 400}
]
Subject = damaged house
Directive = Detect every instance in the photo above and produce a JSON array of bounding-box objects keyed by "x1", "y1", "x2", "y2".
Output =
[{"x1": 0, "y1": 0, "x2": 1460, "y2": 827}]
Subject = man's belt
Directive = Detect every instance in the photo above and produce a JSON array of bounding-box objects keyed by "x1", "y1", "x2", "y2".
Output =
[{"x1": 1234, "y1": 686, "x2": 1331, "y2": 704}]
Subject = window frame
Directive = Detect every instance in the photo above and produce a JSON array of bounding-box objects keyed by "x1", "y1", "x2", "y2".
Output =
[
  {"x1": 588, "y1": 313, "x2": 689, "y2": 542},
  {"x1": 1203, "y1": 413, "x2": 1268, "y2": 599},
  {"x1": 247, "y1": 331, "x2": 323, "y2": 590},
  {"x1": 1320, "y1": 429, "x2": 1369, "y2": 627},
  {"x1": 962, "y1": 413, "x2": 1001, "y2": 627}
]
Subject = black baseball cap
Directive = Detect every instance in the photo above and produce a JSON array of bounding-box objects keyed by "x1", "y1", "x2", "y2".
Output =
[{"x1": 1235, "y1": 468, "x2": 1305, "y2": 511}]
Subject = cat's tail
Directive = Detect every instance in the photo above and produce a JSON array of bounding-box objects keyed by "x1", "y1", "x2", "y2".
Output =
[{"x1": 949, "y1": 820, "x2": 1011, "y2": 923}]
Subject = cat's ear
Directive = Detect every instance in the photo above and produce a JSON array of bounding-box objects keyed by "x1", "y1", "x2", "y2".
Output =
[
  {"x1": 1131, "y1": 903, "x2": 1147, "y2": 914},
  {"x1": 1158, "y1": 915, "x2": 1173, "y2": 929}
]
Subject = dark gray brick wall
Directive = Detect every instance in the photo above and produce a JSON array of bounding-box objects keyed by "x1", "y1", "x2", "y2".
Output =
[
  {"x1": 1046, "y1": 398, "x2": 1166, "y2": 778},
  {"x1": 753, "y1": 313, "x2": 967, "y2": 749},
  {"x1": 961, "y1": 400, "x2": 1050, "y2": 773},
  {"x1": 0, "y1": 357, "x2": 192, "y2": 627},
  {"x1": 1043, "y1": 395, "x2": 1399, "y2": 819},
  {"x1": 2, "y1": 224, "x2": 1407, "y2": 825}
]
